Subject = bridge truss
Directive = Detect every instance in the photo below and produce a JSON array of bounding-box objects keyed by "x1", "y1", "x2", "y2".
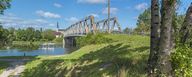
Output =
[{"x1": 64, "y1": 15, "x2": 121, "y2": 37}]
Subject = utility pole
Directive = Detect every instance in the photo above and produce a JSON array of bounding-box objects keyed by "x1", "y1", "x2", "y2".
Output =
[{"x1": 108, "y1": 0, "x2": 110, "y2": 33}]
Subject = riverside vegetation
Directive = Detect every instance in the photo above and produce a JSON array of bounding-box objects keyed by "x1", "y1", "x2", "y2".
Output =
[
  {"x1": 17, "y1": 34, "x2": 191, "y2": 77},
  {"x1": 0, "y1": 34, "x2": 191, "y2": 77},
  {"x1": 21, "y1": 34, "x2": 150, "y2": 77}
]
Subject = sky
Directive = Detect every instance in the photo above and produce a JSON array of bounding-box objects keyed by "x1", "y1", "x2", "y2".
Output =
[{"x1": 0, "y1": 0, "x2": 191, "y2": 30}]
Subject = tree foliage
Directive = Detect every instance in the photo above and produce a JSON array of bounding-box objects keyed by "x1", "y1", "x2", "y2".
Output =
[
  {"x1": 0, "y1": 26, "x2": 57, "y2": 47},
  {"x1": 0, "y1": 25, "x2": 9, "y2": 47},
  {"x1": 42, "y1": 29, "x2": 56, "y2": 41},
  {"x1": 0, "y1": 0, "x2": 11, "y2": 14},
  {"x1": 134, "y1": 8, "x2": 151, "y2": 34},
  {"x1": 123, "y1": 27, "x2": 132, "y2": 34},
  {"x1": 172, "y1": 45, "x2": 192, "y2": 77}
]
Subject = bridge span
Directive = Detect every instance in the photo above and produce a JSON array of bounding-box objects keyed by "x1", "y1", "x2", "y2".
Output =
[{"x1": 61, "y1": 15, "x2": 122, "y2": 47}]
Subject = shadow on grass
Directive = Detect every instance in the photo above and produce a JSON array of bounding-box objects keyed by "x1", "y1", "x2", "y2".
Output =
[{"x1": 22, "y1": 44, "x2": 149, "y2": 77}]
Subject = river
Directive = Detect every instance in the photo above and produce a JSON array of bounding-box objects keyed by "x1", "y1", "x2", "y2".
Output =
[{"x1": 0, "y1": 46, "x2": 73, "y2": 56}]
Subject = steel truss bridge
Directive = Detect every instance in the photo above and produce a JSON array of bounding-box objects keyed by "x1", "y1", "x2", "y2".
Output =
[{"x1": 63, "y1": 15, "x2": 121, "y2": 37}]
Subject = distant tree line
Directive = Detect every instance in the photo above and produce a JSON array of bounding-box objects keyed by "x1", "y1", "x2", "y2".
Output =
[{"x1": 0, "y1": 25, "x2": 56, "y2": 48}]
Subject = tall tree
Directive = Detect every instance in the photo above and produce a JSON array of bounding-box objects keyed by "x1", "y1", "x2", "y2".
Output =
[
  {"x1": 123, "y1": 27, "x2": 132, "y2": 34},
  {"x1": 0, "y1": 0, "x2": 11, "y2": 14},
  {"x1": 42, "y1": 29, "x2": 56, "y2": 41},
  {"x1": 157, "y1": 0, "x2": 176, "y2": 76},
  {"x1": 180, "y1": 3, "x2": 192, "y2": 46},
  {"x1": 148, "y1": 0, "x2": 160, "y2": 76},
  {"x1": 135, "y1": 8, "x2": 151, "y2": 34}
]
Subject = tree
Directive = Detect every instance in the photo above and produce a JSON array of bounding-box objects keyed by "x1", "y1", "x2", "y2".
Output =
[
  {"x1": 123, "y1": 27, "x2": 132, "y2": 34},
  {"x1": 0, "y1": 0, "x2": 11, "y2": 14},
  {"x1": 0, "y1": 25, "x2": 9, "y2": 47},
  {"x1": 135, "y1": 8, "x2": 151, "y2": 34},
  {"x1": 173, "y1": 14, "x2": 185, "y2": 41},
  {"x1": 34, "y1": 30, "x2": 42, "y2": 41},
  {"x1": 7, "y1": 27, "x2": 16, "y2": 41},
  {"x1": 179, "y1": 3, "x2": 192, "y2": 46},
  {"x1": 42, "y1": 29, "x2": 56, "y2": 41},
  {"x1": 148, "y1": 0, "x2": 160, "y2": 76},
  {"x1": 157, "y1": 0, "x2": 176, "y2": 76}
]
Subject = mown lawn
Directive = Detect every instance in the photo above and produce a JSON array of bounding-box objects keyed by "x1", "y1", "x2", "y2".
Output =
[{"x1": 21, "y1": 34, "x2": 150, "y2": 77}]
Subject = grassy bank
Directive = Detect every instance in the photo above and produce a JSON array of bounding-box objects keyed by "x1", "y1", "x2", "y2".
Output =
[
  {"x1": 0, "y1": 61, "x2": 10, "y2": 74},
  {"x1": 0, "y1": 56, "x2": 37, "y2": 59},
  {"x1": 21, "y1": 34, "x2": 150, "y2": 77}
]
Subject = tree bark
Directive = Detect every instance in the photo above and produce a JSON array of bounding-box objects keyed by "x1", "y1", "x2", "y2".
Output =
[
  {"x1": 157, "y1": 0, "x2": 176, "y2": 76},
  {"x1": 148, "y1": 0, "x2": 160, "y2": 76},
  {"x1": 180, "y1": 3, "x2": 192, "y2": 45}
]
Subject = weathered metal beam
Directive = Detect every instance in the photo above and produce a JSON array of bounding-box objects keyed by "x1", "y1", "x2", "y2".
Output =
[{"x1": 64, "y1": 16, "x2": 121, "y2": 37}]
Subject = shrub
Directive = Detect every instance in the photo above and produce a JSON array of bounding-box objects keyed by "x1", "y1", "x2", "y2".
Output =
[
  {"x1": 53, "y1": 37, "x2": 63, "y2": 44},
  {"x1": 172, "y1": 45, "x2": 192, "y2": 77},
  {"x1": 76, "y1": 33, "x2": 113, "y2": 47}
]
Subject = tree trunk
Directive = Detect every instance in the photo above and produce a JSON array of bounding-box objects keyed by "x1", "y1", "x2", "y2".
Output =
[
  {"x1": 180, "y1": 3, "x2": 192, "y2": 45},
  {"x1": 157, "y1": 0, "x2": 176, "y2": 76},
  {"x1": 148, "y1": 0, "x2": 160, "y2": 76}
]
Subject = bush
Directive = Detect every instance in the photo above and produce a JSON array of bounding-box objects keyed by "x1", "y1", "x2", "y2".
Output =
[
  {"x1": 53, "y1": 37, "x2": 63, "y2": 44},
  {"x1": 172, "y1": 45, "x2": 192, "y2": 77},
  {"x1": 76, "y1": 33, "x2": 113, "y2": 47}
]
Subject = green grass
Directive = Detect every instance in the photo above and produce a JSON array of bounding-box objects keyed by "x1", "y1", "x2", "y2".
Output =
[
  {"x1": 0, "y1": 61, "x2": 10, "y2": 74},
  {"x1": 21, "y1": 34, "x2": 150, "y2": 77}
]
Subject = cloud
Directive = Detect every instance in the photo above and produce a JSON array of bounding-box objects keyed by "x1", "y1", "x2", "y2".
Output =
[
  {"x1": 0, "y1": 15, "x2": 55, "y2": 28},
  {"x1": 133, "y1": 16, "x2": 138, "y2": 20},
  {"x1": 53, "y1": 3, "x2": 63, "y2": 8},
  {"x1": 35, "y1": 19, "x2": 48, "y2": 23},
  {"x1": 77, "y1": 0, "x2": 107, "y2": 4},
  {"x1": 102, "y1": 7, "x2": 118, "y2": 14},
  {"x1": 48, "y1": 23, "x2": 55, "y2": 27},
  {"x1": 65, "y1": 17, "x2": 79, "y2": 24},
  {"x1": 36, "y1": 10, "x2": 61, "y2": 18},
  {"x1": 89, "y1": 13, "x2": 99, "y2": 18},
  {"x1": 135, "y1": 3, "x2": 148, "y2": 11}
]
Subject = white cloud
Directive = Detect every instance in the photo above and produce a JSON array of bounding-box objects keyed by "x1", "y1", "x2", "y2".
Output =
[
  {"x1": 48, "y1": 23, "x2": 55, "y2": 27},
  {"x1": 0, "y1": 15, "x2": 55, "y2": 28},
  {"x1": 35, "y1": 19, "x2": 48, "y2": 23},
  {"x1": 65, "y1": 17, "x2": 79, "y2": 23},
  {"x1": 133, "y1": 16, "x2": 138, "y2": 20},
  {"x1": 102, "y1": 7, "x2": 118, "y2": 14},
  {"x1": 135, "y1": 3, "x2": 148, "y2": 11},
  {"x1": 77, "y1": 0, "x2": 107, "y2": 4},
  {"x1": 53, "y1": 3, "x2": 63, "y2": 8},
  {"x1": 89, "y1": 13, "x2": 99, "y2": 18},
  {"x1": 36, "y1": 10, "x2": 61, "y2": 18}
]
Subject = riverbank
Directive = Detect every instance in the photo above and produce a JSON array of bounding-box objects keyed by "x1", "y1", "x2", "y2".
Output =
[
  {"x1": 21, "y1": 34, "x2": 150, "y2": 77},
  {"x1": 0, "y1": 61, "x2": 10, "y2": 74},
  {"x1": 0, "y1": 56, "x2": 37, "y2": 77}
]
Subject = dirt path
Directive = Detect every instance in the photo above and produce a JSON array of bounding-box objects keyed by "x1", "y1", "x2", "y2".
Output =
[{"x1": 0, "y1": 59, "x2": 30, "y2": 77}]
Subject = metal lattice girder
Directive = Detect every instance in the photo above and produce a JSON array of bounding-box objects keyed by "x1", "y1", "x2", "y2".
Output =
[
  {"x1": 64, "y1": 16, "x2": 122, "y2": 37},
  {"x1": 95, "y1": 17, "x2": 121, "y2": 33}
]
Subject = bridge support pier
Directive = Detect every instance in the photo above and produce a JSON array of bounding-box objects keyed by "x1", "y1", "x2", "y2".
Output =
[{"x1": 64, "y1": 36, "x2": 77, "y2": 48}]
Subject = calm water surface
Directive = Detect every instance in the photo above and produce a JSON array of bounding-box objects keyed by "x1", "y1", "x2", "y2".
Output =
[{"x1": 0, "y1": 47, "x2": 72, "y2": 56}]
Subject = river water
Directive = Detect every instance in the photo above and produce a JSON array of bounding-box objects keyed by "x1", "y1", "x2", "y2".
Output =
[{"x1": 0, "y1": 47, "x2": 72, "y2": 56}]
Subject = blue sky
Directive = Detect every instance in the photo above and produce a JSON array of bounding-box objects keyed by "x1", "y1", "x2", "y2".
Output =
[{"x1": 0, "y1": 0, "x2": 191, "y2": 30}]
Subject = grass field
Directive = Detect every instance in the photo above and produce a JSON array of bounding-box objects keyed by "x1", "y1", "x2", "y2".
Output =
[{"x1": 21, "y1": 34, "x2": 150, "y2": 77}]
